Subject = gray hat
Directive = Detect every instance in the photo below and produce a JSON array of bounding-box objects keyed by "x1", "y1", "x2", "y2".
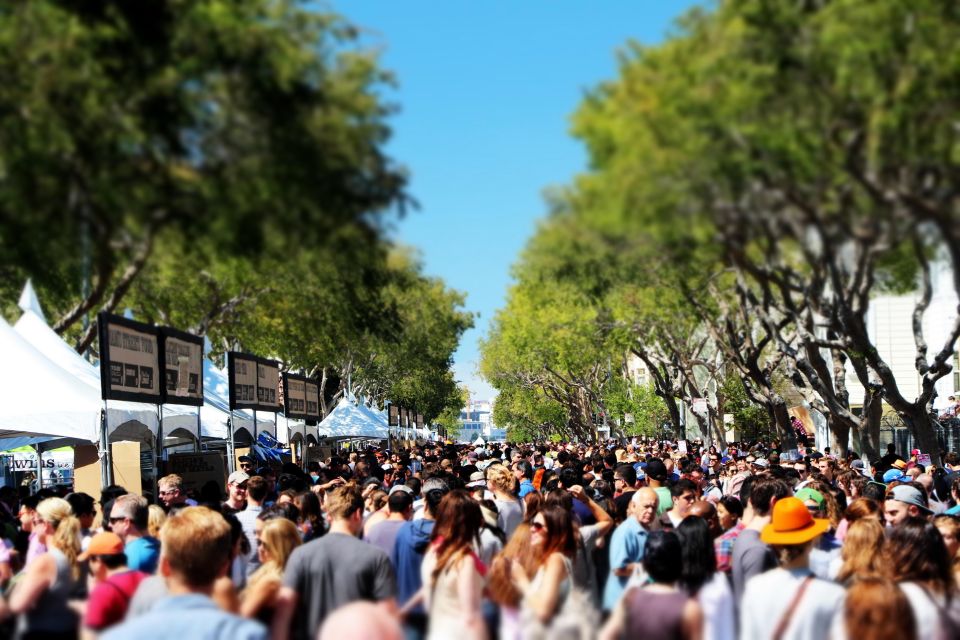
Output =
[
  {"x1": 388, "y1": 484, "x2": 414, "y2": 496},
  {"x1": 888, "y1": 485, "x2": 932, "y2": 513},
  {"x1": 752, "y1": 458, "x2": 770, "y2": 469},
  {"x1": 227, "y1": 470, "x2": 250, "y2": 485}
]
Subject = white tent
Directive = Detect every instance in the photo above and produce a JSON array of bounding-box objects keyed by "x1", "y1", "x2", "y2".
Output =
[
  {"x1": 319, "y1": 398, "x2": 390, "y2": 439},
  {"x1": 473, "y1": 436, "x2": 486, "y2": 446},
  {"x1": 0, "y1": 314, "x2": 103, "y2": 446},
  {"x1": 13, "y1": 299, "x2": 161, "y2": 443}
]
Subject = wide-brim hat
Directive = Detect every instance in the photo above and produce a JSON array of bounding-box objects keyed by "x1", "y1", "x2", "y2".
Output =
[{"x1": 761, "y1": 496, "x2": 830, "y2": 545}]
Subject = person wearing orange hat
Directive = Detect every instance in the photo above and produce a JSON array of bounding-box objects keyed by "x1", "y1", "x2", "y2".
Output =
[
  {"x1": 81, "y1": 531, "x2": 149, "y2": 633},
  {"x1": 740, "y1": 497, "x2": 845, "y2": 640}
]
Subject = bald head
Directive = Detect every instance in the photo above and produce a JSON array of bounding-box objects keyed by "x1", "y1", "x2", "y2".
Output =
[
  {"x1": 319, "y1": 602, "x2": 402, "y2": 640},
  {"x1": 631, "y1": 487, "x2": 659, "y2": 527},
  {"x1": 689, "y1": 499, "x2": 722, "y2": 538}
]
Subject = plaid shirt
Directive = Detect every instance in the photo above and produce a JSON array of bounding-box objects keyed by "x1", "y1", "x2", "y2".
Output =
[{"x1": 715, "y1": 521, "x2": 746, "y2": 573}]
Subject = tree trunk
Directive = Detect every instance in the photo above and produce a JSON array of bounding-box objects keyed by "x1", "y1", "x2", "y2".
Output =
[
  {"x1": 900, "y1": 407, "x2": 942, "y2": 466},
  {"x1": 771, "y1": 399, "x2": 798, "y2": 450},
  {"x1": 858, "y1": 388, "x2": 884, "y2": 463},
  {"x1": 827, "y1": 414, "x2": 851, "y2": 457}
]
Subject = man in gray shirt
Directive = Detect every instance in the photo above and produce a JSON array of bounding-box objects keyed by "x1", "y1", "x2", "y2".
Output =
[
  {"x1": 732, "y1": 477, "x2": 791, "y2": 605},
  {"x1": 364, "y1": 488, "x2": 413, "y2": 559},
  {"x1": 272, "y1": 485, "x2": 397, "y2": 640}
]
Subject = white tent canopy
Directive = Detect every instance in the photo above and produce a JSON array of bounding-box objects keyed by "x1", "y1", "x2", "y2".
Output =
[
  {"x1": 319, "y1": 398, "x2": 389, "y2": 439},
  {"x1": 13, "y1": 304, "x2": 163, "y2": 443},
  {"x1": 473, "y1": 436, "x2": 486, "y2": 446},
  {"x1": 0, "y1": 314, "x2": 103, "y2": 445}
]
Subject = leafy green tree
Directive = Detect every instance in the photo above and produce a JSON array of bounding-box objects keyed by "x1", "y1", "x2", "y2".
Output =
[{"x1": 0, "y1": 0, "x2": 408, "y2": 352}]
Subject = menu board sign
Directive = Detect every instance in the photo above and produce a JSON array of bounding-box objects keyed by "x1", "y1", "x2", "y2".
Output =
[
  {"x1": 228, "y1": 353, "x2": 281, "y2": 412},
  {"x1": 98, "y1": 313, "x2": 161, "y2": 403},
  {"x1": 228, "y1": 352, "x2": 258, "y2": 410},
  {"x1": 388, "y1": 404, "x2": 399, "y2": 427},
  {"x1": 159, "y1": 328, "x2": 204, "y2": 406},
  {"x1": 416, "y1": 413, "x2": 424, "y2": 427},
  {"x1": 304, "y1": 379, "x2": 321, "y2": 421},
  {"x1": 283, "y1": 373, "x2": 308, "y2": 420},
  {"x1": 257, "y1": 360, "x2": 280, "y2": 412}
]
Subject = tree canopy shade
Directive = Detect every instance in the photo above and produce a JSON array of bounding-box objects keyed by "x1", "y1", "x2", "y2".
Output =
[
  {"x1": 481, "y1": 0, "x2": 960, "y2": 456},
  {"x1": 0, "y1": 0, "x2": 471, "y2": 424}
]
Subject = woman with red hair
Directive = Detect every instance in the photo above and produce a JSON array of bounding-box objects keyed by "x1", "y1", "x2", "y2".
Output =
[
  {"x1": 510, "y1": 504, "x2": 577, "y2": 624},
  {"x1": 421, "y1": 490, "x2": 487, "y2": 640}
]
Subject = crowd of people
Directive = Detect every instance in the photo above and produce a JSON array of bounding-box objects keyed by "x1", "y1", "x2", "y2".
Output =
[{"x1": 0, "y1": 439, "x2": 956, "y2": 639}]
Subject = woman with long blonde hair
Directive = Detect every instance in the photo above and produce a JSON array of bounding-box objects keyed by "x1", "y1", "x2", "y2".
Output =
[
  {"x1": 240, "y1": 517, "x2": 301, "y2": 624},
  {"x1": 2, "y1": 497, "x2": 81, "y2": 639}
]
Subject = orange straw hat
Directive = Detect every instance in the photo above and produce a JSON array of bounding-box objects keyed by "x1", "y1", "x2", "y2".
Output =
[{"x1": 761, "y1": 496, "x2": 830, "y2": 545}]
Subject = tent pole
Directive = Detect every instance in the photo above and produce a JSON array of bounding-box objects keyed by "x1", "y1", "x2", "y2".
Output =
[
  {"x1": 195, "y1": 409, "x2": 201, "y2": 453},
  {"x1": 34, "y1": 444, "x2": 43, "y2": 492},
  {"x1": 156, "y1": 404, "x2": 163, "y2": 504},
  {"x1": 252, "y1": 409, "x2": 258, "y2": 462},
  {"x1": 101, "y1": 404, "x2": 113, "y2": 488},
  {"x1": 227, "y1": 417, "x2": 235, "y2": 474}
]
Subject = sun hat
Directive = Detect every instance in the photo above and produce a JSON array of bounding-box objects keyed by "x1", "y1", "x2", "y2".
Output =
[
  {"x1": 892, "y1": 459, "x2": 907, "y2": 470},
  {"x1": 752, "y1": 458, "x2": 770, "y2": 469},
  {"x1": 466, "y1": 471, "x2": 486, "y2": 488},
  {"x1": 883, "y1": 468, "x2": 907, "y2": 483},
  {"x1": 78, "y1": 532, "x2": 125, "y2": 561},
  {"x1": 888, "y1": 485, "x2": 932, "y2": 513},
  {"x1": 761, "y1": 497, "x2": 830, "y2": 545}
]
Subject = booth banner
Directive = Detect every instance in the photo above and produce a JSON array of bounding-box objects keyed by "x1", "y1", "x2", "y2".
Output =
[
  {"x1": 5, "y1": 449, "x2": 74, "y2": 471},
  {"x1": 388, "y1": 404, "x2": 399, "y2": 427},
  {"x1": 159, "y1": 328, "x2": 204, "y2": 406},
  {"x1": 167, "y1": 452, "x2": 225, "y2": 497},
  {"x1": 416, "y1": 413, "x2": 424, "y2": 427},
  {"x1": 304, "y1": 379, "x2": 321, "y2": 421},
  {"x1": 283, "y1": 373, "x2": 308, "y2": 420},
  {"x1": 98, "y1": 312, "x2": 161, "y2": 403},
  {"x1": 228, "y1": 352, "x2": 259, "y2": 410},
  {"x1": 400, "y1": 407, "x2": 408, "y2": 428}
]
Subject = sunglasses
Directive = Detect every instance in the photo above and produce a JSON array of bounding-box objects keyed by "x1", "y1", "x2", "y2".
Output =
[
  {"x1": 109, "y1": 516, "x2": 128, "y2": 524},
  {"x1": 530, "y1": 521, "x2": 546, "y2": 532}
]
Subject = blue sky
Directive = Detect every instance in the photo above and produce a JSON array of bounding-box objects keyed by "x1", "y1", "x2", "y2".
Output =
[{"x1": 340, "y1": 2, "x2": 701, "y2": 400}]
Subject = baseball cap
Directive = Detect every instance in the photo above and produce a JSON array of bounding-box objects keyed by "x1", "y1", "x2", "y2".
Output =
[
  {"x1": 795, "y1": 488, "x2": 825, "y2": 506},
  {"x1": 467, "y1": 452, "x2": 478, "y2": 461},
  {"x1": 388, "y1": 485, "x2": 414, "y2": 496},
  {"x1": 78, "y1": 532, "x2": 125, "y2": 561},
  {"x1": 362, "y1": 477, "x2": 381, "y2": 488},
  {"x1": 228, "y1": 470, "x2": 250, "y2": 485},
  {"x1": 752, "y1": 458, "x2": 770, "y2": 469},
  {"x1": 467, "y1": 471, "x2": 486, "y2": 488},
  {"x1": 382, "y1": 463, "x2": 393, "y2": 471},
  {"x1": 888, "y1": 485, "x2": 932, "y2": 513},
  {"x1": 645, "y1": 459, "x2": 668, "y2": 482},
  {"x1": 911, "y1": 449, "x2": 921, "y2": 457},
  {"x1": 883, "y1": 469, "x2": 907, "y2": 483}
]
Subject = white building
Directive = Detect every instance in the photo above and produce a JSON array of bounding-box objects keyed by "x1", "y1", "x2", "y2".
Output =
[
  {"x1": 458, "y1": 399, "x2": 506, "y2": 443},
  {"x1": 845, "y1": 260, "x2": 959, "y2": 411}
]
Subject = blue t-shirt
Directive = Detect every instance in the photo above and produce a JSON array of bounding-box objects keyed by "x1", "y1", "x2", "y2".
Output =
[
  {"x1": 518, "y1": 479, "x2": 535, "y2": 498},
  {"x1": 392, "y1": 519, "x2": 434, "y2": 615},
  {"x1": 125, "y1": 536, "x2": 160, "y2": 574},
  {"x1": 602, "y1": 517, "x2": 648, "y2": 611},
  {"x1": 103, "y1": 593, "x2": 265, "y2": 640}
]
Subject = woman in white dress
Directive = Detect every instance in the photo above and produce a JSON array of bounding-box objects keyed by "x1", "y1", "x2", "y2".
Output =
[{"x1": 421, "y1": 490, "x2": 487, "y2": 640}]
